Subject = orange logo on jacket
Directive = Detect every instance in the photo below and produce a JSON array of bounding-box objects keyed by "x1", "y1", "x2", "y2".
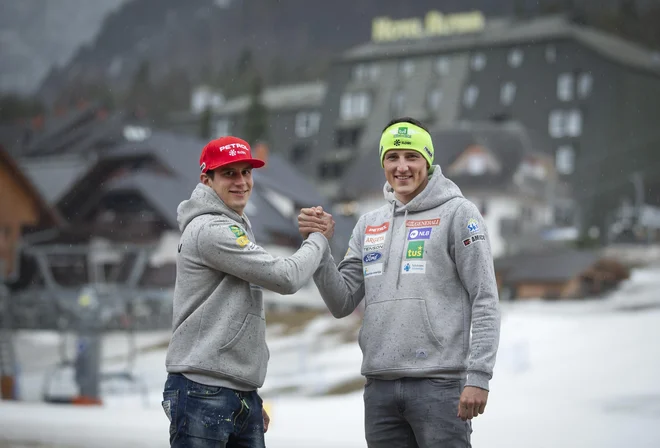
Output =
[{"x1": 366, "y1": 222, "x2": 390, "y2": 234}]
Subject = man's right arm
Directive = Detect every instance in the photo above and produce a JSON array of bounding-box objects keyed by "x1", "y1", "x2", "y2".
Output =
[
  {"x1": 312, "y1": 220, "x2": 365, "y2": 318},
  {"x1": 197, "y1": 220, "x2": 328, "y2": 295}
]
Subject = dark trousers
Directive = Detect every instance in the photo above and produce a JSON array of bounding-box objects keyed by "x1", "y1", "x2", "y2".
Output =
[
  {"x1": 162, "y1": 373, "x2": 265, "y2": 448},
  {"x1": 364, "y1": 377, "x2": 472, "y2": 448}
]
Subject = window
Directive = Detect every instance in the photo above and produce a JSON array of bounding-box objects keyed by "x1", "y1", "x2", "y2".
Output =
[
  {"x1": 339, "y1": 92, "x2": 371, "y2": 120},
  {"x1": 318, "y1": 161, "x2": 344, "y2": 179},
  {"x1": 368, "y1": 64, "x2": 381, "y2": 80},
  {"x1": 508, "y1": 48, "x2": 524, "y2": 67},
  {"x1": 335, "y1": 128, "x2": 361, "y2": 147},
  {"x1": 577, "y1": 72, "x2": 593, "y2": 98},
  {"x1": 399, "y1": 59, "x2": 415, "y2": 78},
  {"x1": 463, "y1": 85, "x2": 479, "y2": 108},
  {"x1": 427, "y1": 88, "x2": 443, "y2": 111},
  {"x1": 391, "y1": 91, "x2": 406, "y2": 116},
  {"x1": 557, "y1": 73, "x2": 575, "y2": 102},
  {"x1": 545, "y1": 45, "x2": 557, "y2": 63},
  {"x1": 500, "y1": 82, "x2": 517, "y2": 106},
  {"x1": 435, "y1": 57, "x2": 450, "y2": 75},
  {"x1": 290, "y1": 143, "x2": 310, "y2": 163},
  {"x1": 213, "y1": 119, "x2": 230, "y2": 137},
  {"x1": 556, "y1": 145, "x2": 576, "y2": 175},
  {"x1": 471, "y1": 53, "x2": 487, "y2": 71},
  {"x1": 294, "y1": 111, "x2": 320, "y2": 138},
  {"x1": 467, "y1": 154, "x2": 488, "y2": 175},
  {"x1": 352, "y1": 64, "x2": 368, "y2": 81},
  {"x1": 353, "y1": 63, "x2": 380, "y2": 81},
  {"x1": 549, "y1": 111, "x2": 564, "y2": 138},
  {"x1": 548, "y1": 109, "x2": 583, "y2": 138},
  {"x1": 565, "y1": 109, "x2": 582, "y2": 137}
]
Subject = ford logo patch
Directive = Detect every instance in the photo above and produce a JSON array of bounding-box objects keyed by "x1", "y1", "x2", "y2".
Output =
[{"x1": 363, "y1": 252, "x2": 382, "y2": 263}]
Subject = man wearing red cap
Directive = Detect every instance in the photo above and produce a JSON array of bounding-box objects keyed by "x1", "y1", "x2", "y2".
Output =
[{"x1": 162, "y1": 136, "x2": 334, "y2": 447}]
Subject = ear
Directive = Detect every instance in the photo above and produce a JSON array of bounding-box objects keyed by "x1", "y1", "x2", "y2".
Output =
[{"x1": 200, "y1": 173, "x2": 210, "y2": 185}]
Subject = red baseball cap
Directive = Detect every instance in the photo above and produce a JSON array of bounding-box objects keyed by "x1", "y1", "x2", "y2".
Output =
[{"x1": 199, "y1": 136, "x2": 265, "y2": 173}]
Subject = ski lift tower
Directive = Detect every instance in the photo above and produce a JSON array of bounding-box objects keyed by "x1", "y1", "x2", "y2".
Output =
[{"x1": 23, "y1": 241, "x2": 157, "y2": 405}]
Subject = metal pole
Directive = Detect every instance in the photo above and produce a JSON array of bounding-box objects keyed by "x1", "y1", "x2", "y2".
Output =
[{"x1": 0, "y1": 260, "x2": 18, "y2": 400}]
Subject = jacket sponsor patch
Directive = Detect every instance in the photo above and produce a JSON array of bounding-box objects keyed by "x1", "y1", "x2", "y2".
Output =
[
  {"x1": 467, "y1": 218, "x2": 480, "y2": 234},
  {"x1": 364, "y1": 263, "x2": 384, "y2": 278},
  {"x1": 406, "y1": 241, "x2": 425, "y2": 259},
  {"x1": 365, "y1": 222, "x2": 390, "y2": 234},
  {"x1": 364, "y1": 243, "x2": 384, "y2": 252},
  {"x1": 407, "y1": 227, "x2": 432, "y2": 240},
  {"x1": 236, "y1": 235, "x2": 250, "y2": 247},
  {"x1": 363, "y1": 252, "x2": 382, "y2": 263},
  {"x1": 406, "y1": 218, "x2": 440, "y2": 227},
  {"x1": 402, "y1": 261, "x2": 426, "y2": 274},
  {"x1": 364, "y1": 233, "x2": 386, "y2": 246},
  {"x1": 463, "y1": 233, "x2": 486, "y2": 247},
  {"x1": 229, "y1": 225, "x2": 246, "y2": 238}
]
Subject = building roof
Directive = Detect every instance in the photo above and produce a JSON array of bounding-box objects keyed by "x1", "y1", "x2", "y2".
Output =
[
  {"x1": 495, "y1": 248, "x2": 601, "y2": 283},
  {"x1": 342, "y1": 15, "x2": 660, "y2": 76},
  {"x1": 19, "y1": 154, "x2": 94, "y2": 204},
  {"x1": 214, "y1": 81, "x2": 327, "y2": 115},
  {"x1": 0, "y1": 145, "x2": 62, "y2": 227},
  {"x1": 338, "y1": 120, "x2": 551, "y2": 200}
]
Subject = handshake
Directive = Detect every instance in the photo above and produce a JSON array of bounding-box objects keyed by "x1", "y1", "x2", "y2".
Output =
[{"x1": 297, "y1": 206, "x2": 335, "y2": 240}]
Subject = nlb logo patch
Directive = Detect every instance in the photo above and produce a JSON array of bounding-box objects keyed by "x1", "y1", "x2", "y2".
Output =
[
  {"x1": 406, "y1": 218, "x2": 440, "y2": 228},
  {"x1": 407, "y1": 227, "x2": 432, "y2": 240},
  {"x1": 363, "y1": 252, "x2": 382, "y2": 263},
  {"x1": 406, "y1": 241, "x2": 425, "y2": 259},
  {"x1": 366, "y1": 222, "x2": 390, "y2": 234}
]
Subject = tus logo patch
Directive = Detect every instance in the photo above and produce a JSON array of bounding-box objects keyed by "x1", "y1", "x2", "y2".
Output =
[
  {"x1": 407, "y1": 227, "x2": 432, "y2": 240},
  {"x1": 406, "y1": 241, "x2": 425, "y2": 259}
]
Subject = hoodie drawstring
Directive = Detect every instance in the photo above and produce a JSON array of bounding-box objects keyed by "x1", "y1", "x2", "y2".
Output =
[
  {"x1": 395, "y1": 209, "x2": 408, "y2": 288},
  {"x1": 382, "y1": 201, "x2": 396, "y2": 272}
]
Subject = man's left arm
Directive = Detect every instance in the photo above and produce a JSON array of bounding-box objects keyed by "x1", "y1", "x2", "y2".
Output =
[{"x1": 452, "y1": 201, "x2": 501, "y2": 393}]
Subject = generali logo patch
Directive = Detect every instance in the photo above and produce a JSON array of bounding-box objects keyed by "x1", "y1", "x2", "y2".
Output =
[
  {"x1": 365, "y1": 222, "x2": 390, "y2": 234},
  {"x1": 406, "y1": 218, "x2": 441, "y2": 228}
]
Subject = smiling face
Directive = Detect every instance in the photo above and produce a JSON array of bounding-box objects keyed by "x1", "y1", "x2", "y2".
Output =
[
  {"x1": 201, "y1": 161, "x2": 254, "y2": 215},
  {"x1": 382, "y1": 149, "x2": 429, "y2": 204}
]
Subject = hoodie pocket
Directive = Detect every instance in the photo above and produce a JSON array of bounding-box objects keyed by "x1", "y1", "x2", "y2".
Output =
[
  {"x1": 217, "y1": 313, "x2": 268, "y2": 386},
  {"x1": 359, "y1": 298, "x2": 444, "y2": 374}
]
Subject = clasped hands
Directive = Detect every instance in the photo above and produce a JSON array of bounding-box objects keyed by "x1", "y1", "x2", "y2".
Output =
[{"x1": 298, "y1": 206, "x2": 335, "y2": 240}]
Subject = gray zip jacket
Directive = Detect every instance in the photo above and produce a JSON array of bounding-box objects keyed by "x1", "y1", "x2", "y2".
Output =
[
  {"x1": 313, "y1": 166, "x2": 500, "y2": 390},
  {"x1": 165, "y1": 183, "x2": 329, "y2": 390}
]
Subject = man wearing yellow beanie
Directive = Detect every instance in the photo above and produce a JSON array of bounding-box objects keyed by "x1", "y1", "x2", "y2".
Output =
[{"x1": 299, "y1": 117, "x2": 501, "y2": 447}]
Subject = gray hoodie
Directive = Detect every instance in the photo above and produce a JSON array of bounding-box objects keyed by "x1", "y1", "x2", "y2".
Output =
[
  {"x1": 313, "y1": 166, "x2": 500, "y2": 390},
  {"x1": 165, "y1": 183, "x2": 329, "y2": 390}
]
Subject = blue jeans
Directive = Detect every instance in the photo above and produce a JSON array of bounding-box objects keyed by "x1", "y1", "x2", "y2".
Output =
[
  {"x1": 162, "y1": 373, "x2": 265, "y2": 448},
  {"x1": 364, "y1": 377, "x2": 472, "y2": 448}
]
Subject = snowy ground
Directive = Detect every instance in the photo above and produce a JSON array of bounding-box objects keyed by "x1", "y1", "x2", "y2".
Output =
[{"x1": 2, "y1": 265, "x2": 660, "y2": 447}]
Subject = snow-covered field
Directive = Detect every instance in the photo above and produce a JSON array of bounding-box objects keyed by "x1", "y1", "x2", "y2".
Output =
[{"x1": 2, "y1": 266, "x2": 660, "y2": 447}]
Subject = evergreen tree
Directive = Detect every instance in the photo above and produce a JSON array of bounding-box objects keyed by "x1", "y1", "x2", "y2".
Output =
[{"x1": 243, "y1": 74, "x2": 268, "y2": 145}]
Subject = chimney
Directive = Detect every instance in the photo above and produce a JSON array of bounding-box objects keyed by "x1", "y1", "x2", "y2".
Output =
[{"x1": 253, "y1": 142, "x2": 269, "y2": 165}]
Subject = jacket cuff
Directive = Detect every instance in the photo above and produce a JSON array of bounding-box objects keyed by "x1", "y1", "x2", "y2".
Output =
[
  {"x1": 307, "y1": 232, "x2": 329, "y2": 251},
  {"x1": 466, "y1": 371, "x2": 491, "y2": 391}
]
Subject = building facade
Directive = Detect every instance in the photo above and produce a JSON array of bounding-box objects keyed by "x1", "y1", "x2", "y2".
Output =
[{"x1": 312, "y1": 14, "x2": 660, "y2": 236}]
